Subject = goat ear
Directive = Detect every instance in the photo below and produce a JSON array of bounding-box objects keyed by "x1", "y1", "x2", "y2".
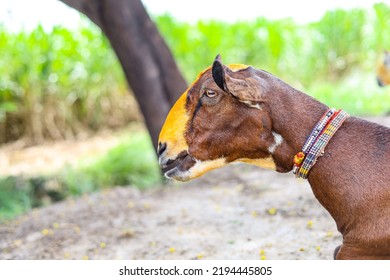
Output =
[
  {"x1": 212, "y1": 54, "x2": 227, "y2": 91},
  {"x1": 224, "y1": 73, "x2": 264, "y2": 102},
  {"x1": 212, "y1": 55, "x2": 263, "y2": 103}
]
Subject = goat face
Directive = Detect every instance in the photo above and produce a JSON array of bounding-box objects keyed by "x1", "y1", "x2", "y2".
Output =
[
  {"x1": 377, "y1": 51, "x2": 390, "y2": 87},
  {"x1": 158, "y1": 55, "x2": 280, "y2": 181}
]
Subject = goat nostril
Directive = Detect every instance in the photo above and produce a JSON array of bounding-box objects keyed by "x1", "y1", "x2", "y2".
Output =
[{"x1": 158, "y1": 142, "x2": 167, "y2": 156}]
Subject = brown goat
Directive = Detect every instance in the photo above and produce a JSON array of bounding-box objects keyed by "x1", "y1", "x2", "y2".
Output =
[
  {"x1": 158, "y1": 55, "x2": 390, "y2": 260},
  {"x1": 377, "y1": 50, "x2": 390, "y2": 87}
]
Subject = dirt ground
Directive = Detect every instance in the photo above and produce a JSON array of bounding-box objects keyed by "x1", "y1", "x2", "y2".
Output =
[{"x1": 0, "y1": 117, "x2": 389, "y2": 260}]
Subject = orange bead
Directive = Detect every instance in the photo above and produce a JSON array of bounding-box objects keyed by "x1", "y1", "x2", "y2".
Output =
[{"x1": 293, "y1": 152, "x2": 305, "y2": 165}]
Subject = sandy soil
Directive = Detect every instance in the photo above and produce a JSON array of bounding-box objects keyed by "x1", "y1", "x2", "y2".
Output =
[{"x1": 0, "y1": 117, "x2": 389, "y2": 260}]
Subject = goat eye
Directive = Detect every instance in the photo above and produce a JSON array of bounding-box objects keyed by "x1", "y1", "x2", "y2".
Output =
[{"x1": 204, "y1": 90, "x2": 217, "y2": 98}]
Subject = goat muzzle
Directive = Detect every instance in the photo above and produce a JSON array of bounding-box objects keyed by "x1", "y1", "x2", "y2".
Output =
[{"x1": 158, "y1": 149, "x2": 196, "y2": 180}]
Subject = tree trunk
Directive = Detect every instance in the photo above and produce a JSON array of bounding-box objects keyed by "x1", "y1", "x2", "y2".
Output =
[{"x1": 59, "y1": 0, "x2": 187, "y2": 148}]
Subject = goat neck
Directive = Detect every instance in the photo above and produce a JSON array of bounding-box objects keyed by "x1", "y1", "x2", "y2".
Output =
[{"x1": 262, "y1": 70, "x2": 390, "y2": 259}]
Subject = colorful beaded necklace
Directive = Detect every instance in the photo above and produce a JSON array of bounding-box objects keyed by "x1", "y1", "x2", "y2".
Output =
[{"x1": 292, "y1": 108, "x2": 349, "y2": 179}]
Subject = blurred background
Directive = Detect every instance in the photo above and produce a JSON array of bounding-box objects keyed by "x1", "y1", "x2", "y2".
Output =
[{"x1": 0, "y1": 0, "x2": 390, "y2": 223}]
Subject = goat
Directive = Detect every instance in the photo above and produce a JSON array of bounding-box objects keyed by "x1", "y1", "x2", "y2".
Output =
[
  {"x1": 157, "y1": 55, "x2": 390, "y2": 260},
  {"x1": 377, "y1": 50, "x2": 390, "y2": 87}
]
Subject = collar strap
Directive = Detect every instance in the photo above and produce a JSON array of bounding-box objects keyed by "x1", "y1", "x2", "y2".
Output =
[{"x1": 292, "y1": 108, "x2": 349, "y2": 179}]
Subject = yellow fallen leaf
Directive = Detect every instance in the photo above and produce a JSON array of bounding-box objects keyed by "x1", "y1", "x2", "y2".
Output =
[
  {"x1": 143, "y1": 203, "x2": 151, "y2": 209},
  {"x1": 259, "y1": 249, "x2": 265, "y2": 256},
  {"x1": 326, "y1": 231, "x2": 333, "y2": 237},
  {"x1": 41, "y1": 229, "x2": 49, "y2": 236},
  {"x1": 316, "y1": 246, "x2": 321, "y2": 251},
  {"x1": 307, "y1": 220, "x2": 314, "y2": 229},
  {"x1": 260, "y1": 255, "x2": 266, "y2": 260},
  {"x1": 267, "y1": 208, "x2": 277, "y2": 215},
  {"x1": 100, "y1": 242, "x2": 106, "y2": 249},
  {"x1": 168, "y1": 247, "x2": 176, "y2": 253}
]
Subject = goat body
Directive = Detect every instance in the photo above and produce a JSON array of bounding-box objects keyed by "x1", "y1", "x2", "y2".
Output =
[{"x1": 158, "y1": 55, "x2": 390, "y2": 259}]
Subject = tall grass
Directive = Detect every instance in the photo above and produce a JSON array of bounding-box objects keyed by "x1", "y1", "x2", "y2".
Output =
[{"x1": 0, "y1": 23, "x2": 139, "y2": 144}]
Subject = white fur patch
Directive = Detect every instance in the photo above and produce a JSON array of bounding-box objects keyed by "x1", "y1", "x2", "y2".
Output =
[
  {"x1": 268, "y1": 131, "x2": 284, "y2": 154},
  {"x1": 188, "y1": 158, "x2": 227, "y2": 179},
  {"x1": 240, "y1": 100, "x2": 262, "y2": 110}
]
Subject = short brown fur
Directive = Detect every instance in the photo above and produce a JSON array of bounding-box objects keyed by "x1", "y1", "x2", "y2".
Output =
[{"x1": 158, "y1": 55, "x2": 390, "y2": 259}]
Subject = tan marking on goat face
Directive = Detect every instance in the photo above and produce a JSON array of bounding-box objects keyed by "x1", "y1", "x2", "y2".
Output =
[
  {"x1": 158, "y1": 68, "x2": 212, "y2": 160},
  {"x1": 158, "y1": 92, "x2": 189, "y2": 159},
  {"x1": 158, "y1": 58, "x2": 277, "y2": 181},
  {"x1": 237, "y1": 157, "x2": 276, "y2": 169}
]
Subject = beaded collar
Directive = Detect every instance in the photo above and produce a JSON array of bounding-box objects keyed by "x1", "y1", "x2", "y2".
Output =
[{"x1": 292, "y1": 108, "x2": 349, "y2": 179}]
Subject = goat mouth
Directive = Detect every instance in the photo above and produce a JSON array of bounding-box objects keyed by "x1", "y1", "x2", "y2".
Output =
[{"x1": 160, "y1": 151, "x2": 196, "y2": 180}]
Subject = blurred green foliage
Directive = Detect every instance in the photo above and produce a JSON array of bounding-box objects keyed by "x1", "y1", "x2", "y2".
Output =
[
  {"x1": 61, "y1": 131, "x2": 161, "y2": 196},
  {"x1": 0, "y1": 177, "x2": 32, "y2": 220}
]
